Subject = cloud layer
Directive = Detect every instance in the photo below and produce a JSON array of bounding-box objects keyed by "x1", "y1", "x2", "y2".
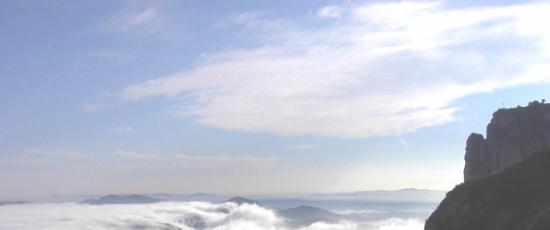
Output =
[
  {"x1": 0, "y1": 202, "x2": 422, "y2": 230},
  {"x1": 120, "y1": 1, "x2": 550, "y2": 138}
]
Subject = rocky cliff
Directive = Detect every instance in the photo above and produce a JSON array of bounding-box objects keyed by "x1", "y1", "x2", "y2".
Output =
[
  {"x1": 425, "y1": 147, "x2": 550, "y2": 230},
  {"x1": 464, "y1": 101, "x2": 550, "y2": 182},
  {"x1": 425, "y1": 101, "x2": 550, "y2": 230}
]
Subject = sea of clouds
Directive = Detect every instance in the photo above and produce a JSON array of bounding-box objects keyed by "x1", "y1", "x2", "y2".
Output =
[{"x1": 0, "y1": 201, "x2": 423, "y2": 230}]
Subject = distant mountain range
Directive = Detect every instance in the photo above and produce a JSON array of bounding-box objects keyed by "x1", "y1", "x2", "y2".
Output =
[
  {"x1": 81, "y1": 195, "x2": 265, "y2": 206},
  {"x1": 13, "y1": 191, "x2": 438, "y2": 228},
  {"x1": 303, "y1": 188, "x2": 445, "y2": 202},
  {"x1": 0, "y1": 201, "x2": 27, "y2": 206},
  {"x1": 82, "y1": 194, "x2": 163, "y2": 205},
  {"x1": 8, "y1": 186, "x2": 442, "y2": 224},
  {"x1": 226, "y1": 196, "x2": 261, "y2": 205},
  {"x1": 255, "y1": 189, "x2": 442, "y2": 212},
  {"x1": 278, "y1": 205, "x2": 343, "y2": 228},
  {"x1": 79, "y1": 194, "x2": 347, "y2": 228},
  {"x1": 146, "y1": 193, "x2": 225, "y2": 203},
  {"x1": 9, "y1": 188, "x2": 442, "y2": 204},
  {"x1": 223, "y1": 196, "x2": 344, "y2": 228}
]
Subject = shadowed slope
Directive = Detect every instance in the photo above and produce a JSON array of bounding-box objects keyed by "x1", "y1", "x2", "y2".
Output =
[{"x1": 426, "y1": 147, "x2": 550, "y2": 230}]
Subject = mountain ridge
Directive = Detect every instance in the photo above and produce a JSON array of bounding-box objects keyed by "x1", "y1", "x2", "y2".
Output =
[{"x1": 82, "y1": 194, "x2": 163, "y2": 205}]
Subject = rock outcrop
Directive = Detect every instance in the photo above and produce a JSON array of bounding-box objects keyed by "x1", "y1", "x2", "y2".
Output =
[
  {"x1": 425, "y1": 147, "x2": 550, "y2": 230},
  {"x1": 426, "y1": 101, "x2": 550, "y2": 230},
  {"x1": 464, "y1": 101, "x2": 550, "y2": 182}
]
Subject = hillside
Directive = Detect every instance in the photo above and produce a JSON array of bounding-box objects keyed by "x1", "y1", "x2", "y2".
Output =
[{"x1": 426, "y1": 147, "x2": 550, "y2": 230}]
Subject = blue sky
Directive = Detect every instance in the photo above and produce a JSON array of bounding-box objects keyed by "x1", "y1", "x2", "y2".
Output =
[{"x1": 1, "y1": 0, "x2": 549, "y2": 197}]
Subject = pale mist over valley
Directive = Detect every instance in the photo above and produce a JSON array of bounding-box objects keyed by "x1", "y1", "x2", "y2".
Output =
[{"x1": 2, "y1": 0, "x2": 550, "y2": 230}]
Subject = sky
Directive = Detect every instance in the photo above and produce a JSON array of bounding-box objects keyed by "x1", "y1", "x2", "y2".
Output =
[{"x1": 1, "y1": 0, "x2": 550, "y2": 198}]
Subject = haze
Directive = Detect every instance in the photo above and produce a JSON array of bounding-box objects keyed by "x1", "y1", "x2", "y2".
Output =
[{"x1": 1, "y1": 0, "x2": 550, "y2": 199}]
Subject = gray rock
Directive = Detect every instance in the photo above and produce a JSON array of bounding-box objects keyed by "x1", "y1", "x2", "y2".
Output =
[
  {"x1": 464, "y1": 101, "x2": 550, "y2": 182},
  {"x1": 426, "y1": 147, "x2": 550, "y2": 230}
]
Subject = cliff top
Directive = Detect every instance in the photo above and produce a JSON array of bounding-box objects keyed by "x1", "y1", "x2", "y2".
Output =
[{"x1": 492, "y1": 100, "x2": 550, "y2": 120}]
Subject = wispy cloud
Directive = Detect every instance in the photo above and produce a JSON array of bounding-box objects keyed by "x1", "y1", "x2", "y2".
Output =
[
  {"x1": 100, "y1": 1, "x2": 167, "y2": 34},
  {"x1": 112, "y1": 5, "x2": 157, "y2": 31},
  {"x1": 286, "y1": 144, "x2": 317, "y2": 150},
  {"x1": 122, "y1": 6, "x2": 157, "y2": 28},
  {"x1": 317, "y1": 5, "x2": 346, "y2": 18},
  {"x1": 225, "y1": 11, "x2": 268, "y2": 26},
  {"x1": 113, "y1": 149, "x2": 165, "y2": 161},
  {"x1": 0, "y1": 148, "x2": 93, "y2": 167},
  {"x1": 216, "y1": 11, "x2": 291, "y2": 38},
  {"x1": 396, "y1": 136, "x2": 409, "y2": 148},
  {"x1": 119, "y1": 1, "x2": 550, "y2": 138},
  {"x1": 27, "y1": 148, "x2": 91, "y2": 159},
  {"x1": 173, "y1": 154, "x2": 278, "y2": 170},
  {"x1": 113, "y1": 149, "x2": 278, "y2": 170}
]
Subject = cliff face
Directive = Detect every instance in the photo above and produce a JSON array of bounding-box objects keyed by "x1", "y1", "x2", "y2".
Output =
[
  {"x1": 464, "y1": 102, "x2": 550, "y2": 182},
  {"x1": 426, "y1": 147, "x2": 550, "y2": 230},
  {"x1": 426, "y1": 102, "x2": 550, "y2": 230}
]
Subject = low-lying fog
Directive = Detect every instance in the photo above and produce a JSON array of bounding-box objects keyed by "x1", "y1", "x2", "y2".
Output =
[{"x1": 0, "y1": 201, "x2": 427, "y2": 230}]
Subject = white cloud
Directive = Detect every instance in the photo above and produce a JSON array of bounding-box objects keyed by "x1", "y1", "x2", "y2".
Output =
[
  {"x1": 317, "y1": 5, "x2": 346, "y2": 18},
  {"x1": 228, "y1": 11, "x2": 268, "y2": 26},
  {"x1": 0, "y1": 148, "x2": 93, "y2": 168},
  {"x1": 286, "y1": 144, "x2": 317, "y2": 150},
  {"x1": 120, "y1": 1, "x2": 550, "y2": 138},
  {"x1": 113, "y1": 149, "x2": 278, "y2": 170},
  {"x1": 371, "y1": 218, "x2": 424, "y2": 230},
  {"x1": 298, "y1": 221, "x2": 357, "y2": 230},
  {"x1": 116, "y1": 6, "x2": 157, "y2": 31},
  {"x1": 125, "y1": 7, "x2": 156, "y2": 27},
  {"x1": 101, "y1": 2, "x2": 164, "y2": 34},
  {"x1": 113, "y1": 149, "x2": 166, "y2": 161},
  {"x1": 173, "y1": 154, "x2": 278, "y2": 170},
  {"x1": 0, "y1": 202, "x2": 422, "y2": 230},
  {"x1": 27, "y1": 148, "x2": 91, "y2": 159}
]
